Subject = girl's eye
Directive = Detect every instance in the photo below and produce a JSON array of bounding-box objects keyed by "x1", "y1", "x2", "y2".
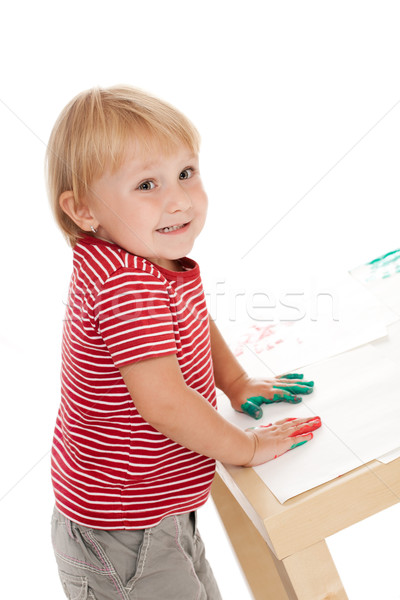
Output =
[
  {"x1": 138, "y1": 180, "x2": 155, "y2": 191},
  {"x1": 179, "y1": 168, "x2": 194, "y2": 180}
]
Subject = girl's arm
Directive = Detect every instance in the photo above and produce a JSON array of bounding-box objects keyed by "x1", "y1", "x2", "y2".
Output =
[
  {"x1": 120, "y1": 354, "x2": 253, "y2": 464},
  {"x1": 208, "y1": 316, "x2": 315, "y2": 413},
  {"x1": 208, "y1": 315, "x2": 250, "y2": 400},
  {"x1": 119, "y1": 354, "x2": 315, "y2": 466}
]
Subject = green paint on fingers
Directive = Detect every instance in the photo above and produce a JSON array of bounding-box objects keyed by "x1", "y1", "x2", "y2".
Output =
[
  {"x1": 246, "y1": 396, "x2": 270, "y2": 406},
  {"x1": 279, "y1": 373, "x2": 304, "y2": 380},
  {"x1": 273, "y1": 384, "x2": 313, "y2": 395},
  {"x1": 272, "y1": 392, "x2": 302, "y2": 404},
  {"x1": 241, "y1": 400, "x2": 263, "y2": 419},
  {"x1": 290, "y1": 440, "x2": 308, "y2": 450}
]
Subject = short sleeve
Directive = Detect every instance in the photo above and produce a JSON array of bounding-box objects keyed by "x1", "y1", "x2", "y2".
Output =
[{"x1": 94, "y1": 268, "x2": 177, "y2": 367}]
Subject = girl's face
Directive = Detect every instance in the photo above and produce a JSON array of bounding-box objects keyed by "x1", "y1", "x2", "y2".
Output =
[{"x1": 86, "y1": 143, "x2": 208, "y2": 270}]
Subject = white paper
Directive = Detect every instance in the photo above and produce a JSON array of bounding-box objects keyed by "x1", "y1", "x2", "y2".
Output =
[
  {"x1": 350, "y1": 251, "x2": 400, "y2": 319},
  {"x1": 229, "y1": 273, "x2": 390, "y2": 375},
  {"x1": 351, "y1": 273, "x2": 400, "y2": 320},
  {"x1": 377, "y1": 448, "x2": 400, "y2": 464},
  {"x1": 350, "y1": 249, "x2": 400, "y2": 284},
  {"x1": 217, "y1": 344, "x2": 400, "y2": 503}
]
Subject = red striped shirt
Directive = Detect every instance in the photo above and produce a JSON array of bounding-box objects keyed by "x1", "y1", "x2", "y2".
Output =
[{"x1": 51, "y1": 236, "x2": 216, "y2": 529}]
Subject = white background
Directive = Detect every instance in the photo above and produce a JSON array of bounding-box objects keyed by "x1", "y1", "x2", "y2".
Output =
[{"x1": 1, "y1": 1, "x2": 400, "y2": 598}]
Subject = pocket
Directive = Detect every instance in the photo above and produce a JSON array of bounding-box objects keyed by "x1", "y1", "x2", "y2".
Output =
[
  {"x1": 85, "y1": 527, "x2": 147, "y2": 588},
  {"x1": 51, "y1": 513, "x2": 100, "y2": 573},
  {"x1": 58, "y1": 571, "x2": 89, "y2": 600},
  {"x1": 190, "y1": 511, "x2": 197, "y2": 536}
]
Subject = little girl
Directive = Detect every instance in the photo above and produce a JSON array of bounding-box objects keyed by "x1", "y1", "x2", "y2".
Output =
[{"x1": 47, "y1": 85, "x2": 320, "y2": 599}]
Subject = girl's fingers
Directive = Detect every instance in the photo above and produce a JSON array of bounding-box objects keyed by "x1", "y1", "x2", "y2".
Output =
[
  {"x1": 245, "y1": 423, "x2": 272, "y2": 431},
  {"x1": 274, "y1": 416, "x2": 321, "y2": 432},
  {"x1": 288, "y1": 417, "x2": 321, "y2": 436},
  {"x1": 278, "y1": 373, "x2": 304, "y2": 380},
  {"x1": 244, "y1": 418, "x2": 320, "y2": 464},
  {"x1": 273, "y1": 383, "x2": 314, "y2": 395},
  {"x1": 244, "y1": 393, "x2": 302, "y2": 407},
  {"x1": 288, "y1": 432, "x2": 314, "y2": 450},
  {"x1": 303, "y1": 380, "x2": 314, "y2": 388},
  {"x1": 277, "y1": 372, "x2": 314, "y2": 390},
  {"x1": 278, "y1": 373, "x2": 314, "y2": 388},
  {"x1": 241, "y1": 399, "x2": 263, "y2": 419},
  {"x1": 274, "y1": 417, "x2": 304, "y2": 427},
  {"x1": 271, "y1": 390, "x2": 302, "y2": 404},
  {"x1": 274, "y1": 417, "x2": 297, "y2": 426}
]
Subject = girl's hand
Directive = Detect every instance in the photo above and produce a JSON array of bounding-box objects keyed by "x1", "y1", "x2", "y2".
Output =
[
  {"x1": 227, "y1": 373, "x2": 315, "y2": 419},
  {"x1": 243, "y1": 416, "x2": 321, "y2": 466}
]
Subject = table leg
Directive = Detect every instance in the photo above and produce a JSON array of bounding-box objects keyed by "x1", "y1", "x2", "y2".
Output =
[
  {"x1": 281, "y1": 540, "x2": 348, "y2": 600},
  {"x1": 211, "y1": 473, "x2": 348, "y2": 600},
  {"x1": 211, "y1": 473, "x2": 290, "y2": 599}
]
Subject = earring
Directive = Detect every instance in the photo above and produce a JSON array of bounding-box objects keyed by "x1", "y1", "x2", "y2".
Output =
[{"x1": 90, "y1": 225, "x2": 97, "y2": 234}]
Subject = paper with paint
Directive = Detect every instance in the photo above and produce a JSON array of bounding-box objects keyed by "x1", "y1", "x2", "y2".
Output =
[
  {"x1": 350, "y1": 252, "x2": 400, "y2": 319},
  {"x1": 229, "y1": 272, "x2": 392, "y2": 375},
  {"x1": 350, "y1": 249, "x2": 400, "y2": 283},
  {"x1": 217, "y1": 343, "x2": 400, "y2": 503}
]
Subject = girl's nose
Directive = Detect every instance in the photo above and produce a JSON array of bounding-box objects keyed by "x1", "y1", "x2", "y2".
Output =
[{"x1": 166, "y1": 182, "x2": 192, "y2": 213}]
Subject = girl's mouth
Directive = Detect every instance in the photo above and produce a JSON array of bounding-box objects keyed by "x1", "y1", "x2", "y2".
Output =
[{"x1": 156, "y1": 222, "x2": 189, "y2": 234}]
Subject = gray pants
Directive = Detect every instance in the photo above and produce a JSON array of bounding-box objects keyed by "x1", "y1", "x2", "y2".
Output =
[{"x1": 51, "y1": 507, "x2": 222, "y2": 600}]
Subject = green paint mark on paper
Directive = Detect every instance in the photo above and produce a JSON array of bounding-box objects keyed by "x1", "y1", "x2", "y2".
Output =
[{"x1": 359, "y1": 248, "x2": 400, "y2": 282}]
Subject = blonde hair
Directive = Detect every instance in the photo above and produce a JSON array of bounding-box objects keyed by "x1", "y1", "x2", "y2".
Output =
[{"x1": 46, "y1": 85, "x2": 201, "y2": 247}]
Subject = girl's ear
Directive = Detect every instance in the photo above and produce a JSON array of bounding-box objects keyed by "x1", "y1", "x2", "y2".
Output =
[{"x1": 59, "y1": 191, "x2": 97, "y2": 232}]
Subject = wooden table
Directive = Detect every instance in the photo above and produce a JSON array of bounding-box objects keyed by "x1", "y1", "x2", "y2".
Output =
[{"x1": 211, "y1": 320, "x2": 400, "y2": 599}]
